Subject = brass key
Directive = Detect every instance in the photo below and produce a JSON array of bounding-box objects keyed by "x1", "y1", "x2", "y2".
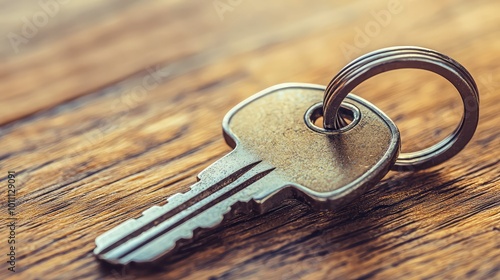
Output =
[{"x1": 94, "y1": 83, "x2": 400, "y2": 265}]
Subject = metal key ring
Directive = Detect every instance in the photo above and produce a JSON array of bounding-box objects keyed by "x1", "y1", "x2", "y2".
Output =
[{"x1": 322, "y1": 46, "x2": 479, "y2": 170}]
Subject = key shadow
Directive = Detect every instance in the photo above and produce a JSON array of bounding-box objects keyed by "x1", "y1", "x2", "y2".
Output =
[{"x1": 96, "y1": 168, "x2": 478, "y2": 279}]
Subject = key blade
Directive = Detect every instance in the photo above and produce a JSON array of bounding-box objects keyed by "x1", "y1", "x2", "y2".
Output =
[
  {"x1": 94, "y1": 148, "x2": 278, "y2": 265},
  {"x1": 95, "y1": 149, "x2": 260, "y2": 258}
]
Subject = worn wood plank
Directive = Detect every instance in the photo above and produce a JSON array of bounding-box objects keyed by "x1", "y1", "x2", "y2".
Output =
[{"x1": 1, "y1": 0, "x2": 499, "y2": 279}]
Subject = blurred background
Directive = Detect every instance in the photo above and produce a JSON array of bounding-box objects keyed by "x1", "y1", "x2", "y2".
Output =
[{"x1": 1, "y1": 0, "x2": 498, "y2": 152}]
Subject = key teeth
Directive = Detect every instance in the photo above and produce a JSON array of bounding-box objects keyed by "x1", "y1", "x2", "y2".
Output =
[
  {"x1": 125, "y1": 204, "x2": 235, "y2": 265},
  {"x1": 166, "y1": 192, "x2": 184, "y2": 203},
  {"x1": 172, "y1": 200, "x2": 255, "y2": 250},
  {"x1": 95, "y1": 160, "x2": 275, "y2": 265},
  {"x1": 95, "y1": 205, "x2": 231, "y2": 265},
  {"x1": 94, "y1": 185, "x2": 203, "y2": 261},
  {"x1": 173, "y1": 198, "x2": 259, "y2": 251},
  {"x1": 95, "y1": 200, "x2": 261, "y2": 266}
]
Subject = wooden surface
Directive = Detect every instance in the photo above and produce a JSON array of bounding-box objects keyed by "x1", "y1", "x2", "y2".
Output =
[{"x1": 1, "y1": 0, "x2": 499, "y2": 279}]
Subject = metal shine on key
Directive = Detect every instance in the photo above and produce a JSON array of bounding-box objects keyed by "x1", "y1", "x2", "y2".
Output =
[
  {"x1": 94, "y1": 84, "x2": 400, "y2": 264},
  {"x1": 94, "y1": 46, "x2": 479, "y2": 265}
]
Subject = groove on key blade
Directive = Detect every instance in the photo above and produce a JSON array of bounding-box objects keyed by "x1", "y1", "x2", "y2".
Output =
[{"x1": 95, "y1": 157, "x2": 276, "y2": 264}]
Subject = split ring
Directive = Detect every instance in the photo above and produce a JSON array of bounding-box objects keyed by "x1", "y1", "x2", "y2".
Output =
[{"x1": 322, "y1": 46, "x2": 479, "y2": 170}]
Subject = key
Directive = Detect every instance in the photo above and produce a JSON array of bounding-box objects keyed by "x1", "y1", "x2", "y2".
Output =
[{"x1": 94, "y1": 83, "x2": 400, "y2": 265}]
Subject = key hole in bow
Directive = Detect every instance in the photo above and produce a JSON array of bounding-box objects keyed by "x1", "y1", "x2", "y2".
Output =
[
  {"x1": 313, "y1": 114, "x2": 354, "y2": 128},
  {"x1": 305, "y1": 102, "x2": 360, "y2": 134}
]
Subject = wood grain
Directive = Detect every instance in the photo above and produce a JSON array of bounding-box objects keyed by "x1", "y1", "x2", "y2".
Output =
[{"x1": 1, "y1": 0, "x2": 499, "y2": 279}]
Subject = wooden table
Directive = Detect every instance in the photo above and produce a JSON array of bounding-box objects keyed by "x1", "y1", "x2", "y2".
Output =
[{"x1": 1, "y1": 0, "x2": 499, "y2": 279}]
